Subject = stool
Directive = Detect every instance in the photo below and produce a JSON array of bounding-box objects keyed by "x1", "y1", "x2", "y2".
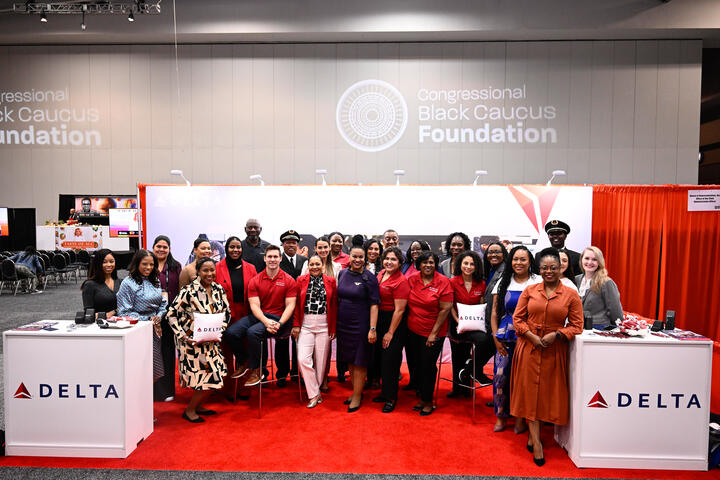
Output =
[
  {"x1": 434, "y1": 334, "x2": 490, "y2": 423},
  {"x1": 251, "y1": 332, "x2": 303, "y2": 418}
]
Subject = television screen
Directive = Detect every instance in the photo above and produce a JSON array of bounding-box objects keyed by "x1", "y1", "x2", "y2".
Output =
[
  {"x1": 74, "y1": 196, "x2": 137, "y2": 217},
  {"x1": 0, "y1": 207, "x2": 8, "y2": 236},
  {"x1": 109, "y1": 208, "x2": 139, "y2": 237}
]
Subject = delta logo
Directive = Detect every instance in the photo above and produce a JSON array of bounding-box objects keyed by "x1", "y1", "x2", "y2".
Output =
[
  {"x1": 587, "y1": 390, "x2": 701, "y2": 409},
  {"x1": 13, "y1": 382, "x2": 119, "y2": 399}
]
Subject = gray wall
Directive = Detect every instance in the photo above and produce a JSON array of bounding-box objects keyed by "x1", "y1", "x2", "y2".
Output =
[{"x1": 0, "y1": 40, "x2": 702, "y2": 223}]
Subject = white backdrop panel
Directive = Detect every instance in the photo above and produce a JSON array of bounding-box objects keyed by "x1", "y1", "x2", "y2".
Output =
[{"x1": 143, "y1": 185, "x2": 592, "y2": 263}]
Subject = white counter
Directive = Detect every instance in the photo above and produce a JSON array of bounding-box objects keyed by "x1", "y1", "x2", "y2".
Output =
[
  {"x1": 3, "y1": 320, "x2": 153, "y2": 458},
  {"x1": 555, "y1": 330, "x2": 712, "y2": 471}
]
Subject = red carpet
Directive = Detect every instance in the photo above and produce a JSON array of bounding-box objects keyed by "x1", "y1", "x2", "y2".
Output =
[{"x1": 2, "y1": 363, "x2": 719, "y2": 479}]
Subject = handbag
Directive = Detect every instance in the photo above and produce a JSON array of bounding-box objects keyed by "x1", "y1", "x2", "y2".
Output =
[
  {"x1": 456, "y1": 303, "x2": 486, "y2": 334},
  {"x1": 192, "y1": 312, "x2": 224, "y2": 342}
]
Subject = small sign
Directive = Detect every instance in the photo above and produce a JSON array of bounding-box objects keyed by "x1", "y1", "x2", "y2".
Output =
[{"x1": 688, "y1": 190, "x2": 720, "y2": 212}]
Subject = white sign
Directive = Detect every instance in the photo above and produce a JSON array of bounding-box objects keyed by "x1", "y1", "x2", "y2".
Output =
[
  {"x1": 688, "y1": 189, "x2": 720, "y2": 211},
  {"x1": 337, "y1": 79, "x2": 559, "y2": 151},
  {"x1": 143, "y1": 185, "x2": 592, "y2": 263}
]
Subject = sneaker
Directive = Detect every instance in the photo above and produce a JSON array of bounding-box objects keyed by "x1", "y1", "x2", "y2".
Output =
[
  {"x1": 231, "y1": 363, "x2": 249, "y2": 379},
  {"x1": 244, "y1": 369, "x2": 263, "y2": 387},
  {"x1": 476, "y1": 373, "x2": 493, "y2": 387},
  {"x1": 30, "y1": 289, "x2": 43, "y2": 294}
]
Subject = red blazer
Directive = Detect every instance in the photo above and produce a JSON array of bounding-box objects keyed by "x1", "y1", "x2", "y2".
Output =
[
  {"x1": 216, "y1": 258, "x2": 258, "y2": 320},
  {"x1": 294, "y1": 274, "x2": 338, "y2": 334}
]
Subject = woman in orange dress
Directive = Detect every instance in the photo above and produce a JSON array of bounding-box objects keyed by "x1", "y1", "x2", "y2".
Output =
[{"x1": 510, "y1": 248, "x2": 583, "y2": 466}]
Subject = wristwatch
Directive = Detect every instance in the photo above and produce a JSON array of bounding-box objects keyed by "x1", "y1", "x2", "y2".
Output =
[
  {"x1": 370, "y1": 327, "x2": 376, "y2": 331},
  {"x1": 555, "y1": 331, "x2": 563, "y2": 340}
]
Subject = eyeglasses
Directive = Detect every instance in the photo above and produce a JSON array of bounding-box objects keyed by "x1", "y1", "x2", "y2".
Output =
[
  {"x1": 539, "y1": 266, "x2": 559, "y2": 272},
  {"x1": 487, "y1": 250, "x2": 503, "y2": 255}
]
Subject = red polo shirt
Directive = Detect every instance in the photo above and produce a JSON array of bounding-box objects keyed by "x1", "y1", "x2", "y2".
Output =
[
  {"x1": 407, "y1": 271, "x2": 453, "y2": 337},
  {"x1": 377, "y1": 269, "x2": 411, "y2": 311},
  {"x1": 449, "y1": 275, "x2": 486, "y2": 306},
  {"x1": 247, "y1": 269, "x2": 298, "y2": 316},
  {"x1": 333, "y1": 251, "x2": 351, "y2": 269}
]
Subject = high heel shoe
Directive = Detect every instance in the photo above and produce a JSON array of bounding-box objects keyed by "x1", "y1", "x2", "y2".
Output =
[
  {"x1": 307, "y1": 395, "x2": 323, "y2": 409},
  {"x1": 182, "y1": 411, "x2": 205, "y2": 423},
  {"x1": 533, "y1": 455, "x2": 545, "y2": 467},
  {"x1": 526, "y1": 441, "x2": 533, "y2": 453}
]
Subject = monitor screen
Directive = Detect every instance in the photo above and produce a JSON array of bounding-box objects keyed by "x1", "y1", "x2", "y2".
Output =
[
  {"x1": 109, "y1": 208, "x2": 139, "y2": 237},
  {"x1": 74, "y1": 196, "x2": 137, "y2": 217},
  {"x1": 0, "y1": 207, "x2": 8, "y2": 236}
]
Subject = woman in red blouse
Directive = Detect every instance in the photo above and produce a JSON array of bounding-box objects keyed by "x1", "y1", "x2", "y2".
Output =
[
  {"x1": 372, "y1": 246, "x2": 410, "y2": 413},
  {"x1": 215, "y1": 236, "x2": 258, "y2": 387},
  {"x1": 406, "y1": 251, "x2": 453, "y2": 416},
  {"x1": 448, "y1": 250, "x2": 494, "y2": 397}
]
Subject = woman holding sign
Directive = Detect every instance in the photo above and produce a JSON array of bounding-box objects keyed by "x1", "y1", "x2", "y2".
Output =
[
  {"x1": 447, "y1": 251, "x2": 491, "y2": 397},
  {"x1": 168, "y1": 257, "x2": 230, "y2": 423}
]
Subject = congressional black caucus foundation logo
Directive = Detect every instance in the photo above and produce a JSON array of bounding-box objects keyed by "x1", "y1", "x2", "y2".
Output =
[{"x1": 336, "y1": 79, "x2": 408, "y2": 152}]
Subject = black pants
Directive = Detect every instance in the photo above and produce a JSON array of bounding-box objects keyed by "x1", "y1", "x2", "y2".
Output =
[
  {"x1": 224, "y1": 313, "x2": 292, "y2": 369},
  {"x1": 275, "y1": 336, "x2": 297, "y2": 378},
  {"x1": 408, "y1": 331, "x2": 444, "y2": 403},
  {"x1": 372, "y1": 310, "x2": 407, "y2": 401},
  {"x1": 153, "y1": 316, "x2": 176, "y2": 401},
  {"x1": 448, "y1": 321, "x2": 496, "y2": 391}
]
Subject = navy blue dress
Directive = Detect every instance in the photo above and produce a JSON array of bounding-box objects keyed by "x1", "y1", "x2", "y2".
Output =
[{"x1": 336, "y1": 268, "x2": 380, "y2": 367}]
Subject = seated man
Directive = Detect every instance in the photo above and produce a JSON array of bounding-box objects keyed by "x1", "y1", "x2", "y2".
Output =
[
  {"x1": 10, "y1": 246, "x2": 44, "y2": 293},
  {"x1": 224, "y1": 244, "x2": 298, "y2": 386}
]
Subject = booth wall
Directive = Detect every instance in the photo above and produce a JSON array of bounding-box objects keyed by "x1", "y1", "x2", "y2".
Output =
[{"x1": 0, "y1": 40, "x2": 701, "y2": 223}]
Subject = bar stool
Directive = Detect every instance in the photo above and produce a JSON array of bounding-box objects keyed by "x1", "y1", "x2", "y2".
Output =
[
  {"x1": 434, "y1": 333, "x2": 490, "y2": 423},
  {"x1": 250, "y1": 331, "x2": 303, "y2": 418}
]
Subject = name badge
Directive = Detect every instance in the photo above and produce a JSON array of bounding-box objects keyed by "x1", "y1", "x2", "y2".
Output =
[
  {"x1": 428, "y1": 287, "x2": 439, "y2": 293},
  {"x1": 354, "y1": 282, "x2": 362, "y2": 286},
  {"x1": 276, "y1": 282, "x2": 285, "y2": 287}
]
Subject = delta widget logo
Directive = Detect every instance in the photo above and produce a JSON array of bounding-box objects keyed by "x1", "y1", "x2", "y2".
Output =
[
  {"x1": 14, "y1": 382, "x2": 32, "y2": 399},
  {"x1": 587, "y1": 390, "x2": 608, "y2": 408},
  {"x1": 336, "y1": 79, "x2": 408, "y2": 152},
  {"x1": 507, "y1": 186, "x2": 561, "y2": 234}
]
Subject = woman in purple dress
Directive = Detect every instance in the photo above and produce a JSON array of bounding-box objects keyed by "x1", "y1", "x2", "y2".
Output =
[{"x1": 336, "y1": 244, "x2": 380, "y2": 413}]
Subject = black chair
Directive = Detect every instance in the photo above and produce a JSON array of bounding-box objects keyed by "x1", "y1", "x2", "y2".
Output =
[
  {"x1": 52, "y1": 253, "x2": 78, "y2": 283},
  {"x1": 41, "y1": 254, "x2": 58, "y2": 287},
  {"x1": 76, "y1": 249, "x2": 92, "y2": 275},
  {"x1": 0, "y1": 259, "x2": 28, "y2": 296}
]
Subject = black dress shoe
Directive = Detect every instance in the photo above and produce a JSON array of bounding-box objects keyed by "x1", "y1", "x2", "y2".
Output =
[
  {"x1": 196, "y1": 408, "x2": 216, "y2": 416},
  {"x1": 382, "y1": 401, "x2": 396, "y2": 413},
  {"x1": 419, "y1": 407, "x2": 433, "y2": 416},
  {"x1": 446, "y1": 390, "x2": 464, "y2": 398},
  {"x1": 401, "y1": 383, "x2": 416, "y2": 391},
  {"x1": 337, "y1": 374, "x2": 346, "y2": 383},
  {"x1": 372, "y1": 395, "x2": 386, "y2": 403},
  {"x1": 182, "y1": 412, "x2": 205, "y2": 423},
  {"x1": 276, "y1": 378, "x2": 287, "y2": 388}
]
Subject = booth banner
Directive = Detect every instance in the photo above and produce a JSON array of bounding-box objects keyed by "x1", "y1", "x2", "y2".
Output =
[
  {"x1": 141, "y1": 185, "x2": 592, "y2": 265},
  {"x1": 55, "y1": 226, "x2": 102, "y2": 251}
]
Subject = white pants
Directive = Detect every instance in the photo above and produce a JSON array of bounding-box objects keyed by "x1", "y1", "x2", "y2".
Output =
[{"x1": 297, "y1": 314, "x2": 330, "y2": 399}]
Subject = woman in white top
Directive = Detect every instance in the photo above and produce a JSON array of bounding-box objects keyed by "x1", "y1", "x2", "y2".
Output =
[
  {"x1": 490, "y1": 245, "x2": 541, "y2": 433},
  {"x1": 558, "y1": 250, "x2": 579, "y2": 292}
]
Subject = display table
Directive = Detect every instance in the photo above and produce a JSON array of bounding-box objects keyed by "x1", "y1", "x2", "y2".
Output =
[
  {"x1": 3, "y1": 321, "x2": 153, "y2": 458},
  {"x1": 555, "y1": 331, "x2": 711, "y2": 471},
  {"x1": 36, "y1": 225, "x2": 130, "y2": 252}
]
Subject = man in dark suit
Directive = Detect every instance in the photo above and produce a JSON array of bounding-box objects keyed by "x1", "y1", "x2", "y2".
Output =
[
  {"x1": 537, "y1": 219, "x2": 581, "y2": 278},
  {"x1": 276, "y1": 230, "x2": 307, "y2": 386}
]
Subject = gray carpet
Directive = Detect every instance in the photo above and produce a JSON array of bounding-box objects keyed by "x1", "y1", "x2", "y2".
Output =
[{"x1": 0, "y1": 275, "x2": 671, "y2": 480}]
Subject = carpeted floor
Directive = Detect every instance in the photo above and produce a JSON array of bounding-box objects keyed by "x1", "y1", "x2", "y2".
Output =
[{"x1": 0, "y1": 275, "x2": 718, "y2": 480}]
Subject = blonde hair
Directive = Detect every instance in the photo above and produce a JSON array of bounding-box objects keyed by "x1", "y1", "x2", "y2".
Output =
[{"x1": 580, "y1": 246, "x2": 609, "y2": 293}]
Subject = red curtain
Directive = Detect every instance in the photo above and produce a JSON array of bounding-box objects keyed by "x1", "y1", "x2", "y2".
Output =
[
  {"x1": 660, "y1": 185, "x2": 720, "y2": 340},
  {"x1": 591, "y1": 186, "x2": 666, "y2": 321}
]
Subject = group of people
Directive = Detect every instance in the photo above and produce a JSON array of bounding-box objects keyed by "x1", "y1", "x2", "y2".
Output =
[{"x1": 80, "y1": 218, "x2": 624, "y2": 466}]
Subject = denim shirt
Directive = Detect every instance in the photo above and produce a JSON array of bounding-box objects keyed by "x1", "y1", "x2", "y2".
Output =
[{"x1": 116, "y1": 276, "x2": 167, "y2": 321}]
